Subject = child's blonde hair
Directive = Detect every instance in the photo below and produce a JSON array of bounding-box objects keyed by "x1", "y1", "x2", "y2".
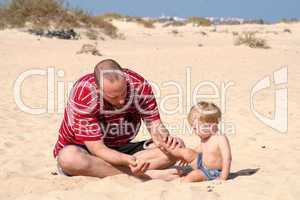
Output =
[{"x1": 188, "y1": 101, "x2": 221, "y2": 124}]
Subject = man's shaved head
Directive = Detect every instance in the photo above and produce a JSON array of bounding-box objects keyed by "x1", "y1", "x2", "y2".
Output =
[
  {"x1": 94, "y1": 59, "x2": 127, "y2": 108},
  {"x1": 94, "y1": 59, "x2": 124, "y2": 87}
]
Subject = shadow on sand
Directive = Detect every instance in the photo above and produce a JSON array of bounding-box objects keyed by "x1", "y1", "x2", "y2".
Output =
[{"x1": 229, "y1": 168, "x2": 260, "y2": 180}]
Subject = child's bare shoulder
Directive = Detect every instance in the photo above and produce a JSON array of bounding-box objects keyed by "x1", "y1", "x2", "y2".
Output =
[
  {"x1": 215, "y1": 134, "x2": 231, "y2": 147},
  {"x1": 194, "y1": 144, "x2": 202, "y2": 153},
  {"x1": 209, "y1": 134, "x2": 227, "y2": 141},
  {"x1": 216, "y1": 134, "x2": 229, "y2": 140}
]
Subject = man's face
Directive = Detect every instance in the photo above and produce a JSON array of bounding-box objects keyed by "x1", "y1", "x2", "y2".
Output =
[{"x1": 101, "y1": 77, "x2": 127, "y2": 109}]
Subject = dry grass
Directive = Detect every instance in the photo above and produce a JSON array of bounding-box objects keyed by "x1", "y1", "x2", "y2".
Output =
[
  {"x1": 99, "y1": 13, "x2": 156, "y2": 29},
  {"x1": 195, "y1": 31, "x2": 207, "y2": 36},
  {"x1": 187, "y1": 16, "x2": 211, "y2": 27},
  {"x1": 76, "y1": 43, "x2": 102, "y2": 56},
  {"x1": 0, "y1": 7, "x2": 7, "y2": 29},
  {"x1": 162, "y1": 21, "x2": 186, "y2": 27},
  {"x1": 101, "y1": 12, "x2": 156, "y2": 29},
  {"x1": 135, "y1": 18, "x2": 155, "y2": 28},
  {"x1": 172, "y1": 30, "x2": 179, "y2": 34},
  {"x1": 100, "y1": 12, "x2": 124, "y2": 21},
  {"x1": 86, "y1": 29, "x2": 99, "y2": 40},
  {"x1": 232, "y1": 31, "x2": 239, "y2": 36},
  {"x1": 2, "y1": 0, "x2": 65, "y2": 28},
  {"x1": 283, "y1": 28, "x2": 292, "y2": 33},
  {"x1": 280, "y1": 18, "x2": 300, "y2": 23},
  {"x1": 88, "y1": 15, "x2": 119, "y2": 38},
  {"x1": 234, "y1": 32, "x2": 270, "y2": 49},
  {"x1": 0, "y1": 0, "x2": 120, "y2": 38},
  {"x1": 244, "y1": 19, "x2": 264, "y2": 24},
  {"x1": 170, "y1": 29, "x2": 183, "y2": 37}
]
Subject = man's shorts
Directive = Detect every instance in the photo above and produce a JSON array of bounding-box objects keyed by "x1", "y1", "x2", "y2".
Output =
[{"x1": 57, "y1": 140, "x2": 153, "y2": 176}]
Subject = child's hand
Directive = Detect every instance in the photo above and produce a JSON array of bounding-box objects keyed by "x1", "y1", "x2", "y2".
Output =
[{"x1": 177, "y1": 159, "x2": 190, "y2": 167}]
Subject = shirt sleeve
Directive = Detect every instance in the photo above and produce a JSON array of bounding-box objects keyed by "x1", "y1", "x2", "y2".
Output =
[
  {"x1": 67, "y1": 81, "x2": 103, "y2": 141},
  {"x1": 138, "y1": 80, "x2": 161, "y2": 123}
]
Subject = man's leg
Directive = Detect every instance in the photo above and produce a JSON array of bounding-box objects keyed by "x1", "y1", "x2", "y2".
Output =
[
  {"x1": 143, "y1": 168, "x2": 181, "y2": 181},
  {"x1": 57, "y1": 145, "x2": 131, "y2": 178},
  {"x1": 133, "y1": 143, "x2": 176, "y2": 170},
  {"x1": 131, "y1": 144, "x2": 182, "y2": 181}
]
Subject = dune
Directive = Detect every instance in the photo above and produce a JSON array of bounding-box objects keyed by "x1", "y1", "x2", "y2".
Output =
[{"x1": 0, "y1": 21, "x2": 299, "y2": 200}]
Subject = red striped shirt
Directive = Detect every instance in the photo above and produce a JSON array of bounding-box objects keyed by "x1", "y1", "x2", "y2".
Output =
[{"x1": 53, "y1": 68, "x2": 160, "y2": 157}]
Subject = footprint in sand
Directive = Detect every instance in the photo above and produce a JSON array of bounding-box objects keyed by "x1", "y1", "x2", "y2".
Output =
[
  {"x1": 4, "y1": 142, "x2": 14, "y2": 148},
  {"x1": 33, "y1": 152, "x2": 45, "y2": 158},
  {"x1": 16, "y1": 135, "x2": 26, "y2": 141},
  {"x1": 0, "y1": 148, "x2": 6, "y2": 154}
]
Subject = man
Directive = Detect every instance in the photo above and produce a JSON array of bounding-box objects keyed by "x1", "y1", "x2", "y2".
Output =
[{"x1": 53, "y1": 59, "x2": 185, "y2": 178}]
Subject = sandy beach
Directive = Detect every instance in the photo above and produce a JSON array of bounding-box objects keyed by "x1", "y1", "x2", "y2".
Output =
[{"x1": 0, "y1": 21, "x2": 300, "y2": 200}]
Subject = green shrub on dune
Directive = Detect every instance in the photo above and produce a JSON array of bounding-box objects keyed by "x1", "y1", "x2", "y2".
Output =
[
  {"x1": 0, "y1": 0, "x2": 120, "y2": 38},
  {"x1": 234, "y1": 32, "x2": 270, "y2": 49},
  {"x1": 135, "y1": 18, "x2": 155, "y2": 28},
  {"x1": 100, "y1": 12, "x2": 124, "y2": 21},
  {"x1": 187, "y1": 16, "x2": 211, "y2": 27}
]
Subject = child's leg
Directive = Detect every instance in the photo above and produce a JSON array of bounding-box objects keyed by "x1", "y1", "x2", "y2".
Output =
[{"x1": 181, "y1": 169, "x2": 207, "y2": 182}]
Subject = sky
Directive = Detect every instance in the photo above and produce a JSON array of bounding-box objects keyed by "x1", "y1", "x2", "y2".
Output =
[{"x1": 66, "y1": 0, "x2": 299, "y2": 22}]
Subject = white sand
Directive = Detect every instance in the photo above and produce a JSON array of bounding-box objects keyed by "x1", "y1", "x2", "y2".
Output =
[{"x1": 0, "y1": 21, "x2": 299, "y2": 200}]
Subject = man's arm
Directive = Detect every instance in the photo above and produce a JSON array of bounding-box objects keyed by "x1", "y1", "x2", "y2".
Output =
[
  {"x1": 218, "y1": 135, "x2": 232, "y2": 180},
  {"x1": 145, "y1": 119, "x2": 169, "y2": 148},
  {"x1": 84, "y1": 140, "x2": 136, "y2": 167},
  {"x1": 145, "y1": 119, "x2": 185, "y2": 152},
  {"x1": 137, "y1": 79, "x2": 185, "y2": 150}
]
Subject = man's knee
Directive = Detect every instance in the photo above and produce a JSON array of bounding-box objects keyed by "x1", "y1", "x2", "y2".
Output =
[{"x1": 57, "y1": 145, "x2": 91, "y2": 173}]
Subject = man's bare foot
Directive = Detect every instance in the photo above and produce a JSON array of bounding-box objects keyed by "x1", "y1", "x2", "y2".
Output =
[{"x1": 144, "y1": 168, "x2": 181, "y2": 181}]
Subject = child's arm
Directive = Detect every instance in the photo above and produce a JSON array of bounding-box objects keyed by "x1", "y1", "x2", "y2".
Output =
[
  {"x1": 177, "y1": 148, "x2": 198, "y2": 163},
  {"x1": 194, "y1": 145, "x2": 202, "y2": 153},
  {"x1": 218, "y1": 135, "x2": 232, "y2": 180}
]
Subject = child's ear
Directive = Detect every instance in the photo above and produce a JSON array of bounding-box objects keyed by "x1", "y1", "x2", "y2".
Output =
[{"x1": 211, "y1": 123, "x2": 219, "y2": 133}]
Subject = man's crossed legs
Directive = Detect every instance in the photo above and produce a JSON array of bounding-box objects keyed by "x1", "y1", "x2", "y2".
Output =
[{"x1": 57, "y1": 141, "x2": 180, "y2": 181}]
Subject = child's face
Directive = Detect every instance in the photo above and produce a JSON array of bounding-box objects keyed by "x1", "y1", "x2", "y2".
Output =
[{"x1": 191, "y1": 120, "x2": 218, "y2": 140}]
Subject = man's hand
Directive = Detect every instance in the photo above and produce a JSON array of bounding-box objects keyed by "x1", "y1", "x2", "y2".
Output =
[
  {"x1": 152, "y1": 134, "x2": 186, "y2": 156},
  {"x1": 129, "y1": 158, "x2": 150, "y2": 176},
  {"x1": 122, "y1": 155, "x2": 150, "y2": 176},
  {"x1": 152, "y1": 132, "x2": 168, "y2": 153},
  {"x1": 164, "y1": 136, "x2": 185, "y2": 149},
  {"x1": 121, "y1": 154, "x2": 137, "y2": 166},
  {"x1": 146, "y1": 120, "x2": 185, "y2": 153}
]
